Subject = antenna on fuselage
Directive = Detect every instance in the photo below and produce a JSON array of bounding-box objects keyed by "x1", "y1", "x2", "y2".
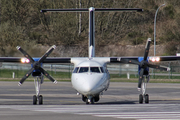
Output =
[{"x1": 41, "y1": 8, "x2": 143, "y2": 58}]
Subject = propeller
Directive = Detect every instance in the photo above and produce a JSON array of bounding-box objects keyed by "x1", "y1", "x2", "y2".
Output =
[
  {"x1": 121, "y1": 38, "x2": 170, "y2": 89},
  {"x1": 17, "y1": 45, "x2": 57, "y2": 86}
]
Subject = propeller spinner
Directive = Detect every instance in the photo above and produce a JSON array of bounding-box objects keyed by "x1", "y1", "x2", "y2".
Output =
[{"x1": 17, "y1": 45, "x2": 57, "y2": 86}]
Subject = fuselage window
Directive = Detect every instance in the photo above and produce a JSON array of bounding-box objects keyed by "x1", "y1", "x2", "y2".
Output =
[
  {"x1": 100, "y1": 67, "x2": 104, "y2": 73},
  {"x1": 90, "y1": 67, "x2": 100, "y2": 73},
  {"x1": 79, "y1": 67, "x2": 89, "y2": 73},
  {"x1": 73, "y1": 67, "x2": 79, "y2": 73}
]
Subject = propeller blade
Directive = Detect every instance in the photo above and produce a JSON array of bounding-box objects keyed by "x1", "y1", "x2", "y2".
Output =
[
  {"x1": 138, "y1": 68, "x2": 144, "y2": 89},
  {"x1": 18, "y1": 68, "x2": 35, "y2": 86},
  {"x1": 16, "y1": 46, "x2": 34, "y2": 63},
  {"x1": 143, "y1": 38, "x2": 151, "y2": 61},
  {"x1": 39, "y1": 67, "x2": 57, "y2": 84},
  {"x1": 38, "y1": 45, "x2": 56, "y2": 63}
]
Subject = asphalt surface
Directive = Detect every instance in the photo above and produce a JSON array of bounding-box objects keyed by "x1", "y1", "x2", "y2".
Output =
[{"x1": 1, "y1": 81, "x2": 180, "y2": 120}]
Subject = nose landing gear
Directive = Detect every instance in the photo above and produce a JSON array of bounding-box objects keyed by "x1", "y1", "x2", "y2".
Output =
[{"x1": 82, "y1": 95, "x2": 100, "y2": 104}]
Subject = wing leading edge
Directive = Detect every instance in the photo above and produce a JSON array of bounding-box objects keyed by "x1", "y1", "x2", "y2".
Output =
[
  {"x1": 1, "y1": 56, "x2": 180, "y2": 64},
  {"x1": 149, "y1": 56, "x2": 180, "y2": 62},
  {"x1": 0, "y1": 57, "x2": 72, "y2": 64}
]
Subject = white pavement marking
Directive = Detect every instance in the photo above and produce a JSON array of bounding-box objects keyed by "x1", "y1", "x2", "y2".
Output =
[{"x1": 2, "y1": 104, "x2": 180, "y2": 119}]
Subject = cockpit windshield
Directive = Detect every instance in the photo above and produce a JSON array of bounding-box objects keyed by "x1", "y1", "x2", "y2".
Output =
[
  {"x1": 90, "y1": 67, "x2": 100, "y2": 73},
  {"x1": 79, "y1": 67, "x2": 89, "y2": 73},
  {"x1": 73, "y1": 67, "x2": 79, "y2": 73},
  {"x1": 73, "y1": 67, "x2": 105, "y2": 73},
  {"x1": 100, "y1": 67, "x2": 104, "y2": 73}
]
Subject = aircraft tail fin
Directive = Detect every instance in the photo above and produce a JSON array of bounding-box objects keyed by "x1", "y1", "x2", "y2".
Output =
[
  {"x1": 89, "y1": 7, "x2": 95, "y2": 58},
  {"x1": 89, "y1": 45, "x2": 95, "y2": 58}
]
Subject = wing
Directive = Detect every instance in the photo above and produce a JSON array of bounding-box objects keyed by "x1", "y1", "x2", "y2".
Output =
[
  {"x1": 109, "y1": 56, "x2": 170, "y2": 71},
  {"x1": 149, "y1": 56, "x2": 180, "y2": 62},
  {"x1": 110, "y1": 57, "x2": 138, "y2": 64},
  {"x1": 0, "y1": 57, "x2": 72, "y2": 63},
  {"x1": 43, "y1": 57, "x2": 71, "y2": 63},
  {"x1": 0, "y1": 57, "x2": 22, "y2": 62}
]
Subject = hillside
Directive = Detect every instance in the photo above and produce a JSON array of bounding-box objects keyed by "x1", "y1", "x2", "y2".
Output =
[
  {"x1": 0, "y1": 0, "x2": 180, "y2": 56},
  {"x1": 11, "y1": 44, "x2": 165, "y2": 58}
]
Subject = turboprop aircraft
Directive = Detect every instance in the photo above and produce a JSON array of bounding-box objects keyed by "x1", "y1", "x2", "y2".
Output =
[{"x1": 0, "y1": 7, "x2": 179, "y2": 105}]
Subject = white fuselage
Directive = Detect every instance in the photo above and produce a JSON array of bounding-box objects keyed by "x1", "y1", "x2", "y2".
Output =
[{"x1": 71, "y1": 58, "x2": 110, "y2": 97}]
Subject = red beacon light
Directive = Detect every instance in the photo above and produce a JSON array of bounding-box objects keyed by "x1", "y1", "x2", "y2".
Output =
[
  {"x1": 149, "y1": 57, "x2": 160, "y2": 62},
  {"x1": 21, "y1": 58, "x2": 30, "y2": 63}
]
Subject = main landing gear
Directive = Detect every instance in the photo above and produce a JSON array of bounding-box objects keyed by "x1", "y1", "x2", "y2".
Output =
[
  {"x1": 82, "y1": 95, "x2": 100, "y2": 104},
  {"x1": 138, "y1": 75, "x2": 149, "y2": 104},
  {"x1": 33, "y1": 76, "x2": 43, "y2": 105}
]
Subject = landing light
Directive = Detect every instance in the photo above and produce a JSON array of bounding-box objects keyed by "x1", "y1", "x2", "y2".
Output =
[
  {"x1": 156, "y1": 57, "x2": 160, "y2": 62},
  {"x1": 149, "y1": 57, "x2": 160, "y2": 62},
  {"x1": 21, "y1": 58, "x2": 30, "y2": 63}
]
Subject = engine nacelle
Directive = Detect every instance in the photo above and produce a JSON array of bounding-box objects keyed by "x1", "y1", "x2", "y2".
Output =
[{"x1": 138, "y1": 57, "x2": 149, "y2": 75}]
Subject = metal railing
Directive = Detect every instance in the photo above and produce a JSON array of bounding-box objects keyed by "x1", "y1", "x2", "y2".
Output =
[{"x1": 0, "y1": 63, "x2": 180, "y2": 79}]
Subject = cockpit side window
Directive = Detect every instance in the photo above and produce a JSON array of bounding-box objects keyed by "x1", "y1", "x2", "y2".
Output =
[
  {"x1": 79, "y1": 67, "x2": 89, "y2": 73},
  {"x1": 73, "y1": 67, "x2": 79, "y2": 73},
  {"x1": 100, "y1": 67, "x2": 104, "y2": 73},
  {"x1": 90, "y1": 67, "x2": 100, "y2": 73}
]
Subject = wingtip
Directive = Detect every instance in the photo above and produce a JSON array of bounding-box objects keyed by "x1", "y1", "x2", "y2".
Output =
[
  {"x1": 137, "y1": 9, "x2": 143, "y2": 12},
  {"x1": 40, "y1": 9, "x2": 46, "y2": 13}
]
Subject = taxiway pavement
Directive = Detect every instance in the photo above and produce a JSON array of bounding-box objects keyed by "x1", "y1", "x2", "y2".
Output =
[{"x1": 1, "y1": 81, "x2": 180, "y2": 120}]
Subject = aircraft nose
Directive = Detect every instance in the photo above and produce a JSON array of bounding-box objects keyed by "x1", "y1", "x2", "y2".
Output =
[
  {"x1": 72, "y1": 73, "x2": 105, "y2": 95},
  {"x1": 81, "y1": 80, "x2": 95, "y2": 93}
]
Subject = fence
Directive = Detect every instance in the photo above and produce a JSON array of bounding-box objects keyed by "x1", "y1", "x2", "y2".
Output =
[{"x1": 0, "y1": 63, "x2": 180, "y2": 79}]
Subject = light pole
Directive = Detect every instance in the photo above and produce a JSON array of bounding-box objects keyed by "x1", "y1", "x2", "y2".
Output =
[{"x1": 154, "y1": 4, "x2": 165, "y2": 56}]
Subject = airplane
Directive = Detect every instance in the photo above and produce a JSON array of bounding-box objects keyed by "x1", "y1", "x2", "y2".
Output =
[{"x1": 0, "y1": 7, "x2": 179, "y2": 105}]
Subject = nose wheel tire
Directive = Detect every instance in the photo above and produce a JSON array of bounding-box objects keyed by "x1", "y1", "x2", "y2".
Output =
[
  {"x1": 85, "y1": 97, "x2": 95, "y2": 104},
  {"x1": 91, "y1": 98, "x2": 95, "y2": 104},
  {"x1": 33, "y1": 95, "x2": 37, "y2": 105},
  {"x1": 86, "y1": 99, "x2": 89, "y2": 104}
]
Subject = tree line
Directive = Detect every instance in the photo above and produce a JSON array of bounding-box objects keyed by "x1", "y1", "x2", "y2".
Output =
[{"x1": 0, "y1": 0, "x2": 180, "y2": 56}]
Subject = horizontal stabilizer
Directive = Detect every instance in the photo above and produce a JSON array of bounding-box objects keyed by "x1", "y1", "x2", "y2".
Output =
[{"x1": 41, "y1": 8, "x2": 143, "y2": 13}]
